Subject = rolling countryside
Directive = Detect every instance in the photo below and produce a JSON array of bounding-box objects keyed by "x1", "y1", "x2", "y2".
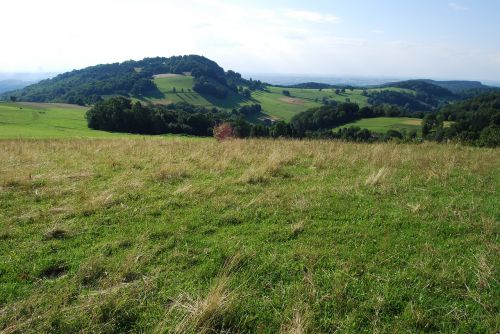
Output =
[{"x1": 1, "y1": 1, "x2": 499, "y2": 333}]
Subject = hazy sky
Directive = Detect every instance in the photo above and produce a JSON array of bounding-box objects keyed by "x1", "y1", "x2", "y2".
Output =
[{"x1": 1, "y1": 0, "x2": 499, "y2": 80}]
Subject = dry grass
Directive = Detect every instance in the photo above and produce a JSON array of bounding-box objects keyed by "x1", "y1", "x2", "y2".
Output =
[
  {"x1": 156, "y1": 253, "x2": 242, "y2": 334},
  {"x1": 281, "y1": 309, "x2": 309, "y2": 334},
  {"x1": 0, "y1": 138, "x2": 498, "y2": 333},
  {"x1": 365, "y1": 167, "x2": 389, "y2": 186}
]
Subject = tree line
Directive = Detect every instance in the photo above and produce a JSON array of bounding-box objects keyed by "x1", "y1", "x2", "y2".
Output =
[
  {"x1": 86, "y1": 92, "x2": 499, "y2": 146},
  {"x1": 86, "y1": 97, "x2": 404, "y2": 142},
  {"x1": 421, "y1": 92, "x2": 499, "y2": 147}
]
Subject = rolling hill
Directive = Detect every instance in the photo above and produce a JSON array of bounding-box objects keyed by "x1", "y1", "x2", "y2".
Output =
[
  {"x1": 143, "y1": 74, "x2": 419, "y2": 121},
  {"x1": 0, "y1": 80, "x2": 34, "y2": 94},
  {"x1": 3, "y1": 55, "x2": 499, "y2": 124}
]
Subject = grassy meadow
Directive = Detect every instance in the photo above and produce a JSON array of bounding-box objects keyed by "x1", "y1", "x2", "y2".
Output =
[
  {"x1": 0, "y1": 138, "x2": 498, "y2": 333},
  {"x1": 334, "y1": 117, "x2": 424, "y2": 134},
  {"x1": 146, "y1": 75, "x2": 413, "y2": 122},
  {"x1": 149, "y1": 77, "x2": 252, "y2": 110},
  {"x1": 0, "y1": 102, "x2": 130, "y2": 139},
  {"x1": 334, "y1": 117, "x2": 455, "y2": 134}
]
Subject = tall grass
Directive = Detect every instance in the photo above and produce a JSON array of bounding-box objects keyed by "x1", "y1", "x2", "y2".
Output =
[{"x1": 0, "y1": 138, "x2": 498, "y2": 333}]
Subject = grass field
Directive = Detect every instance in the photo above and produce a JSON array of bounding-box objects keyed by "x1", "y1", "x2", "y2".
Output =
[
  {"x1": 0, "y1": 102, "x2": 202, "y2": 140},
  {"x1": 334, "y1": 117, "x2": 424, "y2": 134},
  {"x1": 148, "y1": 76, "x2": 252, "y2": 110},
  {"x1": 0, "y1": 102, "x2": 130, "y2": 139},
  {"x1": 146, "y1": 76, "x2": 414, "y2": 122},
  {"x1": 0, "y1": 138, "x2": 498, "y2": 333},
  {"x1": 335, "y1": 117, "x2": 455, "y2": 134}
]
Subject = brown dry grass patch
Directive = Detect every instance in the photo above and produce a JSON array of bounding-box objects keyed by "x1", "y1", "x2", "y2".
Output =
[{"x1": 280, "y1": 97, "x2": 305, "y2": 105}]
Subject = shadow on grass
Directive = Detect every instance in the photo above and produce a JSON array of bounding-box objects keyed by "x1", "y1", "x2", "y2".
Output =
[{"x1": 200, "y1": 91, "x2": 258, "y2": 109}]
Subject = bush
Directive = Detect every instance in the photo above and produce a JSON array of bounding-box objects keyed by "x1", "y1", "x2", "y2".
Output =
[
  {"x1": 214, "y1": 122, "x2": 234, "y2": 141},
  {"x1": 478, "y1": 126, "x2": 500, "y2": 147}
]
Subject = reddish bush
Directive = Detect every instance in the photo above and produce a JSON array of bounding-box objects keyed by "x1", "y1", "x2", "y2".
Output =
[{"x1": 213, "y1": 122, "x2": 234, "y2": 141}]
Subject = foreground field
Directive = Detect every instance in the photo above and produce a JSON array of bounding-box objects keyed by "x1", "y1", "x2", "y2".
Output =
[{"x1": 0, "y1": 139, "x2": 498, "y2": 333}]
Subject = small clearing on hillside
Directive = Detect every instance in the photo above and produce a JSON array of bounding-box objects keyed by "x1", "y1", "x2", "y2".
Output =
[
  {"x1": 153, "y1": 73, "x2": 184, "y2": 79},
  {"x1": 279, "y1": 97, "x2": 305, "y2": 105}
]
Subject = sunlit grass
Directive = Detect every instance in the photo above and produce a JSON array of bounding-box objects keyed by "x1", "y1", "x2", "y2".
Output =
[{"x1": 0, "y1": 138, "x2": 498, "y2": 333}]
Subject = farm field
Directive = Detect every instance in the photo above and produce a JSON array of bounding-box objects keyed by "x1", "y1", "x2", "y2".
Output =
[
  {"x1": 0, "y1": 138, "x2": 498, "y2": 333},
  {"x1": 146, "y1": 76, "x2": 252, "y2": 110},
  {"x1": 146, "y1": 75, "x2": 415, "y2": 122},
  {"x1": 334, "y1": 117, "x2": 424, "y2": 134},
  {"x1": 334, "y1": 117, "x2": 455, "y2": 134}
]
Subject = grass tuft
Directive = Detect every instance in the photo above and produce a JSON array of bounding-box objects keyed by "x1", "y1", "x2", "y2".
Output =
[
  {"x1": 365, "y1": 167, "x2": 389, "y2": 186},
  {"x1": 43, "y1": 228, "x2": 69, "y2": 240},
  {"x1": 162, "y1": 253, "x2": 242, "y2": 334},
  {"x1": 39, "y1": 262, "x2": 68, "y2": 279}
]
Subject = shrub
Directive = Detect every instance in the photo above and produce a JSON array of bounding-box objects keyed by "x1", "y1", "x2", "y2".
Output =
[{"x1": 214, "y1": 122, "x2": 234, "y2": 141}]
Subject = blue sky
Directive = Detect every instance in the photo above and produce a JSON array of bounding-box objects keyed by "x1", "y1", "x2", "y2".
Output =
[{"x1": 1, "y1": 0, "x2": 499, "y2": 81}]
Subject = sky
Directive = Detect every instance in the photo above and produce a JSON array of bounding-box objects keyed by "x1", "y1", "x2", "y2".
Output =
[{"x1": 1, "y1": 0, "x2": 500, "y2": 81}]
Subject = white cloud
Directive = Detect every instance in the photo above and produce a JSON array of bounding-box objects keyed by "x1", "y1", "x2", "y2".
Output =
[
  {"x1": 448, "y1": 2, "x2": 468, "y2": 11},
  {"x1": 0, "y1": 0, "x2": 498, "y2": 80},
  {"x1": 283, "y1": 9, "x2": 340, "y2": 23}
]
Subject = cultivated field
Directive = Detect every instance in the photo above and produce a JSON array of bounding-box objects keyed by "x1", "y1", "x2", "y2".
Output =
[
  {"x1": 335, "y1": 117, "x2": 455, "y2": 134},
  {"x1": 335, "y1": 117, "x2": 423, "y2": 134},
  {"x1": 146, "y1": 76, "x2": 412, "y2": 121},
  {"x1": 0, "y1": 138, "x2": 498, "y2": 333},
  {"x1": 148, "y1": 76, "x2": 251, "y2": 110}
]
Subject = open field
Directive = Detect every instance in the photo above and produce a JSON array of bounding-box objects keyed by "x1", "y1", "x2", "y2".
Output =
[
  {"x1": 335, "y1": 117, "x2": 424, "y2": 134},
  {"x1": 0, "y1": 102, "x2": 130, "y2": 139},
  {"x1": 0, "y1": 102, "x2": 202, "y2": 140},
  {"x1": 0, "y1": 138, "x2": 498, "y2": 333},
  {"x1": 335, "y1": 117, "x2": 455, "y2": 134},
  {"x1": 148, "y1": 76, "x2": 252, "y2": 110},
  {"x1": 146, "y1": 76, "x2": 415, "y2": 122}
]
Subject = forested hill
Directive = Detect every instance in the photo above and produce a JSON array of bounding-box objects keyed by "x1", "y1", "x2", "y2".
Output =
[
  {"x1": 383, "y1": 79, "x2": 498, "y2": 99},
  {"x1": 2, "y1": 55, "x2": 261, "y2": 105},
  {"x1": 422, "y1": 79, "x2": 490, "y2": 94},
  {"x1": 383, "y1": 80, "x2": 454, "y2": 98}
]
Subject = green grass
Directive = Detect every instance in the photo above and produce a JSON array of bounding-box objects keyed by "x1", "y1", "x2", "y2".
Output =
[
  {"x1": 334, "y1": 117, "x2": 424, "y2": 134},
  {"x1": 146, "y1": 76, "x2": 415, "y2": 122},
  {"x1": 0, "y1": 102, "x2": 201, "y2": 140},
  {"x1": 0, "y1": 139, "x2": 498, "y2": 333},
  {"x1": 267, "y1": 86, "x2": 370, "y2": 106},
  {"x1": 154, "y1": 75, "x2": 196, "y2": 92},
  {"x1": 0, "y1": 102, "x2": 131, "y2": 139},
  {"x1": 148, "y1": 76, "x2": 253, "y2": 110},
  {"x1": 334, "y1": 117, "x2": 454, "y2": 134}
]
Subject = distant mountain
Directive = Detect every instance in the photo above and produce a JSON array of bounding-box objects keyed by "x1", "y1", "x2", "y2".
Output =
[
  {"x1": 0, "y1": 72, "x2": 57, "y2": 82},
  {"x1": 246, "y1": 73, "x2": 405, "y2": 87},
  {"x1": 421, "y1": 80, "x2": 491, "y2": 94},
  {"x1": 383, "y1": 80, "x2": 455, "y2": 98},
  {"x1": 285, "y1": 82, "x2": 336, "y2": 89},
  {"x1": 0, "y1": 80, "x2": 34, "y2": 94}
]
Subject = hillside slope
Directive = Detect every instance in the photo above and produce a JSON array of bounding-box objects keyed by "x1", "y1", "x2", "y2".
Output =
[{"x1": 4, "y1": 56, "x2": 239, "y2": 105}]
